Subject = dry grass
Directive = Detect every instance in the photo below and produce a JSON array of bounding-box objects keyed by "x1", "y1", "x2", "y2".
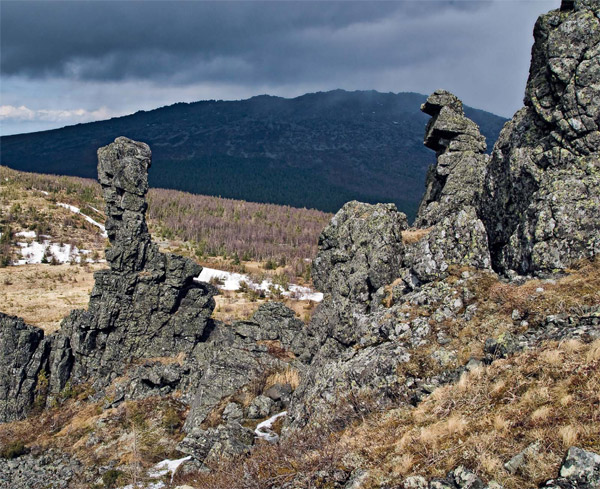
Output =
[
  {"x1": 172, "y1": 339, "x2": 599, "y2": 489},
  {"x1": 485, "y1": 258, "x2": 600, "y2": 322},
  {"x1": 343, "y1": 340, "x2": 600, "y2": 488},
  {"x1": 402, "y1": 227, "x2": 433, "y2": 245},
  {"x1": 265, "y1": 367, "x2": 301, "y2": 391},
  {"x1": 0, "y1": 262, "x2": 106, "y2": 333},
  {"x1": 0, "y1": 392, "x2": 187, "y2": 474}
]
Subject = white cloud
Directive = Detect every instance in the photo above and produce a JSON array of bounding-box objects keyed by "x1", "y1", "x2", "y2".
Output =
[
  {"x1": 0, "y1": 104, "x2": 119, "y2": 123},
  {"x1": 0, "y1": 105, "x2": 35, "y2": 120}
]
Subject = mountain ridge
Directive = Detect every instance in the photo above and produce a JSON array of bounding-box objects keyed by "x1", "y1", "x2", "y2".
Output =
[{"x1": 0, "y1": 89, "x2": 507, "y2": 219}]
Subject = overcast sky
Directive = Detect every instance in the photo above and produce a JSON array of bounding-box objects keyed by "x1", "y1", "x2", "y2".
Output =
[{"x1": 0, "y1": 0, "x2": 560, "y2": 136}]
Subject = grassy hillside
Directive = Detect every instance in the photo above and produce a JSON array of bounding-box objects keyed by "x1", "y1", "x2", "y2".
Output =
[
  {"x1": 0, "y1": 90, "x2": 507, "y2": 220},
  {"x1": 0, "y1": 165, "x2": 331, "y2": 329}
]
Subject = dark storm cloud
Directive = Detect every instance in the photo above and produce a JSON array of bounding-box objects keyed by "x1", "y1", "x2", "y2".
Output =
[
  {"x1": 1, "y1": 0, "x2": 489, "y2": 84},
  {"x1": 1, "y1": 0, "x2": 561, "y2": 135}
]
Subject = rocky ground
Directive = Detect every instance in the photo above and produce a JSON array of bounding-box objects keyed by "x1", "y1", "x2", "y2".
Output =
[{"x1": 1, "y1": 1, "x2": 599, "y2": 488}]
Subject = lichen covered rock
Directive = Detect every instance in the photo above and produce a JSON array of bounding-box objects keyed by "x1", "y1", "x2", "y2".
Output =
[
  {"x1": 0, "y1": 313, "x2": 48, "y2": 422},
  {"x1": 415, "y1": 90, "x2": 488, "y2": 228},
  {"x1": 55, "y1": 137, "x2": 217, "y2": 389},
  {"x1": 482, "y1": 0, "x2": 600, "y2": 275},
  {"x1": 311, "y1": 200, "x2": 407, "y2": 347}
]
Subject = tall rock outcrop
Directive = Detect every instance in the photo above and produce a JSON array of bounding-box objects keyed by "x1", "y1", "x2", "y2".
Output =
[
  {"x1": 415, "y1": 90, "x2": 488, "y2": 228},
  {"x1": 55, "y1": 137, "x2": 217, "y2": 389},
  {"x1": 0, "y1": 314, "x2": 49, "y2": 422},
  {"x1": 310, "y1": 201, "x2": 407, "y2": 348},
  {"x1": 403, "y1": 90, "x2": 492, "y2": 285},
  {"x1": 482, "y1": 0, "x2": 600, "y2": 275}
]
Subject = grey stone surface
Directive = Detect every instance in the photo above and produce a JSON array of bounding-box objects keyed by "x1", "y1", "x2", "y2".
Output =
[
  {"x1": 405, "y1": 207, "x2": 491, "y2": 284},
  {"x1": 0, "y1": 449, "x2": 81, "y2": 489},
  {"x1": 55, "y1": 137, "x2": 217, "y2": 389},
  {"x1": 543, "y1": 447, "x2": 600, "y2": 488},
  {"x1": 311, "y1": 200, "x2": 407, "y2": 348},
  {"x1": 180, "y1": 301, "x2": 314, "y2": 460},
  {"x1": 416, "y1": 90, "x2": 489, "y2": 228},
  {"x1": 560, "y1": 447, "x2": 600, "y2": 484},
  {"x1": 0, "y1": 313, "x2": 49, "y2": 422},
  {"x1": 481, "y1": 2, "x2": 600, "y2": 275}
]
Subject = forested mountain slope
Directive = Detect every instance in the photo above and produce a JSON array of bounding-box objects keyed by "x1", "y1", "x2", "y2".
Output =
[{"x1": 0, "y1": 90, "x2": 506, "y2": 219}]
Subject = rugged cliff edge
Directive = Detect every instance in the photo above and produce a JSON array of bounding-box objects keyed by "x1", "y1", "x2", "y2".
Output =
[{"x1": 0, "y1": 1, "x2": 599, "y2": 488}]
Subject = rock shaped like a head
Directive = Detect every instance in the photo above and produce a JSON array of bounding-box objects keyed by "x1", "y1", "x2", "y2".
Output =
[{"x1": 421, "y1": 89, "x2": 486, "y2": 155}]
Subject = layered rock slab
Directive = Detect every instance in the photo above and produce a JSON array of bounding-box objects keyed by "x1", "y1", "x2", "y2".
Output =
[
  {"x1": 415, "y1": 90, "x2": 489, "y2": 228},
  {"x1": 482, "y1": 0, "x2": 600, "y2": 275}
]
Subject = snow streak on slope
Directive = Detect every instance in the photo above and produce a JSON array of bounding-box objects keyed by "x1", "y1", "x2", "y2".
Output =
[{"x1": 57, "y1": 202, "x2": 107, "y2": 237}]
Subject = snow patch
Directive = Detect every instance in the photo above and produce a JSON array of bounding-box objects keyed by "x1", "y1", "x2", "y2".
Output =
[
  {"x1": 57, "y1": 202, "x2": 107, "y2": 237},
  {"x1": 255, "y1": 411, "x2": 287, "y2": 442},
  {"x1": 16, "y1": 230, "x2": 37, "y2": 238},
  {"x1": 119, "y1": 483, "x2": 165, "y2": 489},
  {"x1": 15, "y1": 240, "x2": 96, "y2": 265},
  {"x1": 148, "y1": 455, "x2": 192, "y2": 481},
  {"x1": 196, "y1": 267, "x2": 322, "y2": 302}
]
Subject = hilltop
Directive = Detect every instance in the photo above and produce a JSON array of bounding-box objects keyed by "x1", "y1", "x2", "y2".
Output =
[
  {"x1": 0, "y1": 1, "x2": 599, "y2": 489},
  {"x1": 0, "y1": 90, "x2": 506, "y2": 219}
]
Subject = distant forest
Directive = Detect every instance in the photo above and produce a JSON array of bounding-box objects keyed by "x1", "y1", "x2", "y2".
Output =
[
  {"x1": 0, "y1": 165, "x2": 332, "y2": 278},
  {"x1": 0, "y1": 90, "x2": 507, "y2": 220}
]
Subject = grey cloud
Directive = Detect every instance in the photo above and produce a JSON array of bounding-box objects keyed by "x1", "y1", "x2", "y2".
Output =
[
  {"x1": 1, "y1": 1, "x2": 492, "y2": 83},
  {"x1": 0, "y1": 0, "x2": 561, "y2": 132}
]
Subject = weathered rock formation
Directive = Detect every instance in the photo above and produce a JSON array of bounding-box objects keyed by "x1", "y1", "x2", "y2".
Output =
[
  {"x1": 482, "y1": 0, "x2": 600, "y2": 275},
  {"x1": 0, "y1": 314, "x2": 48, "y2": 422},
  {"x1": 311, "y1": 200, "x2": 407, "y2": 348},
  {"x1": 55, "y1": 137, "x2": 217, "y2": 389},
  {"x1": 415, "y1": 90, "x2": 488, "y2": 228},
  {"x1": 179, "y1": 302, "x2": 318, "y2": 460}
]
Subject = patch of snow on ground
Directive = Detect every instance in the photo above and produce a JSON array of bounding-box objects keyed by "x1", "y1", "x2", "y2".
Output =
[
  {"x1": 148, "y1": 455, "x2": 192, "y2": 481},
  {"x1": 15, "y1": 240, "x2": 95, "y2": 265},
  {"x1": 57, "y1": 202, "x2": 107, "y2": 237},
  {"x1": 255, "y1": 411, "x2": 287, "y2": 442},
  {"x1": 16, "y1": 230, "x2": 37, "y2": 238},
  {"x1": 15, "y1": 241, "x2": 46, "y2": 265},
  {"x1": 120, "y1": 483, "x2": 165, "y2": 489},
  {"x1": 196, "y1": 267, "x2": 322, "y2": 302}
]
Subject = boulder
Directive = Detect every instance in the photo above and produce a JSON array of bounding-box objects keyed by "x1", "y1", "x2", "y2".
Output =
[
  {"x1": 311, "y1": 200, "x2": 407, "y2": 347},
  {"x1": 542, "y1": 447, "x2": 600, "y2": 488},
  {"x1": 481, "y1": 1, "x2": 600, "y2": 275}
]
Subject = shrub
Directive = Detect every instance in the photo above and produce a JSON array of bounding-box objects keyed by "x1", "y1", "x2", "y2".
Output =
[
  {"x1": 101, "y1": 469, "x2": 124, "y2": 488},
  {"x1": 0, "y1": 440, "x2": 27, "y2": 459}
]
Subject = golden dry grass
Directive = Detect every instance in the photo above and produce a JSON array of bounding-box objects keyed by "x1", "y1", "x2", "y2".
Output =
[
  {"x1": 265, "y1": 367, "x2": 301, "y2": 391},
  {"x1": 0, "y1": 392, "x2": 187, "y2": 471},
  {"x1": 0, "y1": 262, "x2": 106, "y2": 333},
  {"x1": 344, "y1": 340, "x2": 600, "y2": 488},
  {"x1": 402, "y1": 227, "x2": 433, "y2": 244}
]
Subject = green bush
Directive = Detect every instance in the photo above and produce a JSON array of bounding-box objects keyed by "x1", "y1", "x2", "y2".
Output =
[
  {"x1": 101, "y1": 469, "x2": 124, "y2": 488},
  {"x1": 0, "y1": 440, "x2": 27, "y2": 459}
]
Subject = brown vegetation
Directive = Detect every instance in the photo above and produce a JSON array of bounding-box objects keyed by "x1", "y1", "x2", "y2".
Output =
[
  {"x1": 0, "y1": 165, "x2": 329, "y2": 284},
  {"x1": 0, "y1": 263, "x2": 105, "y2": 333}
]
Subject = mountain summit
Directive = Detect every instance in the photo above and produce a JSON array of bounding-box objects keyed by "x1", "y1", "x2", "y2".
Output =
[{"x1": 0, "y1": 90, "x2": 505, "y2": 219}]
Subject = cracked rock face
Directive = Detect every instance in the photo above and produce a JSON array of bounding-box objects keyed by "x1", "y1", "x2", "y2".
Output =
[
  {"x1": 0, "y1": 313, "x2": 49, "y2": 422},
  {"x1": 56, "y1": 137, "x2": 217, "y2": 388},
  {"x1": 311, "y1": 200, "x2": 407, "y2": 347},
  {"x1": 482, "y1": 0, "x2": 600, "y2": 275},
  {"x1": 415, "y1": 90, "x2": 489, "y2": 228}
]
